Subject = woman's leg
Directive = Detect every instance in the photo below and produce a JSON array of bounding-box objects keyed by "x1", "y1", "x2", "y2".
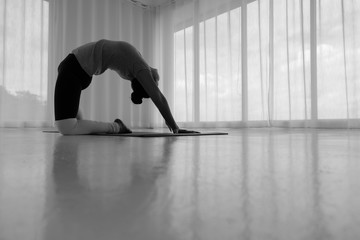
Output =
[
  {"x1": 55, "y1": 118, "x2": 131, "y2": 135},
  {"x1": 54, "y1": 54, "x2": 131, "y2": 135},
  {"x1": 76, "y1": 109, "x2": 83, "y2": 120},
  {"x1": 55, "y1": 118, "x2": 116, "y2": 135}
]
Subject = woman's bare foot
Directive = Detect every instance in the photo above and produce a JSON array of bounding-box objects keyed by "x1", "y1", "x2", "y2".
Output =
[{"x1": 114, "y1": 119, "x2": 132, "y2": 133}]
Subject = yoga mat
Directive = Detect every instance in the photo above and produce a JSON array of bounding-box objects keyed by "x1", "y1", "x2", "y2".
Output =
[{"x1": 43, "y1": 130, "x2": 228, "y2": 137}]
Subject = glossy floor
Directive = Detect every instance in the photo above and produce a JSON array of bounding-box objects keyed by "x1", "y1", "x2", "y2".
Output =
[{"x1": 0, "y1": 128, "x2": 360, "y2": 240}]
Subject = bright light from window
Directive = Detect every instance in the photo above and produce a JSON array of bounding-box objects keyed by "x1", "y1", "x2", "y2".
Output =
[
  {"x1": 174, "y1": 7, "x2": 242, "y2": 122},
  {"x1": 0, "y1": 0, "x2": 49, "y2": 102}
]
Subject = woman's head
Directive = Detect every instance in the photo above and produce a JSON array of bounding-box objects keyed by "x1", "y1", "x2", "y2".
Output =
[{"x1": 131, "y1": 78, "x2": 149, "y2": 104}]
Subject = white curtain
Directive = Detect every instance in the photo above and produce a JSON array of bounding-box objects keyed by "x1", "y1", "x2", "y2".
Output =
[
  {"x1": 160, "y1": 0, "x2": 360, "y2": 128},
  {"x1": 0, "y1": 0, "x2": 49, "y2": 127},
  {"x1": 160, "y1": 0, "x2": 243, "y2": 127},
  {"x1": 0, "y1": 0, "x2": 163, "y2": 128},
  {"x1": 1, "y1": 0, "x2": 360, "y2": 129}
]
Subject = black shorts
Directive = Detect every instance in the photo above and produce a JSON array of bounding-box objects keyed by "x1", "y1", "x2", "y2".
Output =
[{"x1": 54, "y1": 54, "x2": 92, "y2": 120}]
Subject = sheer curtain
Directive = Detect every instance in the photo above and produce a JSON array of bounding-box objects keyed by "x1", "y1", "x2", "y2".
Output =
[
  {"x1": 0, "y1": 0, "x2": 49, "y2": 127},
  {"x1": 1, "y1": 0, "x2": 163, "y2": 128},
  {"x1": 158, "y1": 0, "x2": 360, "y2": 128},
  {"x1": 1, "y1": 0, "x2": 360, "y2": 129},
  {"x1": 155, "y1": 0, "x2": 244, "y2": 128}
]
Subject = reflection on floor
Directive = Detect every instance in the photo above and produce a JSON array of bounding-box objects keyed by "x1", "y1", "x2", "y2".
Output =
[{"x1": 0, "y1": 128, "x2": 360, "y2": 240}]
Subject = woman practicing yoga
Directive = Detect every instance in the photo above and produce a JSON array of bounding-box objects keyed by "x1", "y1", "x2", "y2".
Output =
[{"x1": 55, "y1": 39, "x2": 195, "y2": 135}]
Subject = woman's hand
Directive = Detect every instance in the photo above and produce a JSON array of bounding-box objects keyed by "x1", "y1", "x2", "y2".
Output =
[
  {"x1": 168, "y1": 123, "x2": 199, "y2": 134},
  {"x1": 173, "y1": 128, "x2": 200, "y2": 134}
]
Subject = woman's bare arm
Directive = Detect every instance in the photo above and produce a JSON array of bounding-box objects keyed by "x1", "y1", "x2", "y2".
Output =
[{"x1": 136, "y1": 70, "x2": 179, "y2": 132}]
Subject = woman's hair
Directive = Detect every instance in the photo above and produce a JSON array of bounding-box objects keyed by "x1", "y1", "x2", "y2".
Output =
[{"x1": 131, "y1": 78, "x2": 149, "y2": 104}]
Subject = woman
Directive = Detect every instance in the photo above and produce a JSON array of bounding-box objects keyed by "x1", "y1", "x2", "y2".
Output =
[{"x1": 54, "y1": 39, "x2": 195, "y2": 135}]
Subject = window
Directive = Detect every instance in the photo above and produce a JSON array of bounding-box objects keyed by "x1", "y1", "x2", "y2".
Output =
[
  {"x1": 0, "y1": 0, "x2": 49, "y2": 124},
  {"x1": 173, "y1": 0, "x2": 360, "y2": 125},
  {"x1": 173, "y1": 3, "x2": 242, "y2": 123}
]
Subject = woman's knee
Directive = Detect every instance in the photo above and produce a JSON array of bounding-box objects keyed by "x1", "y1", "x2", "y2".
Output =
[{"x1": 55, "y1": 119, "x2": 77, "y2": 135}]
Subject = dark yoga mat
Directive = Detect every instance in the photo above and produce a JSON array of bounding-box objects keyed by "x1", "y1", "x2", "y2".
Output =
[{"x1": 43, "y1": 130, "x2": 228, "y2": 137}]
